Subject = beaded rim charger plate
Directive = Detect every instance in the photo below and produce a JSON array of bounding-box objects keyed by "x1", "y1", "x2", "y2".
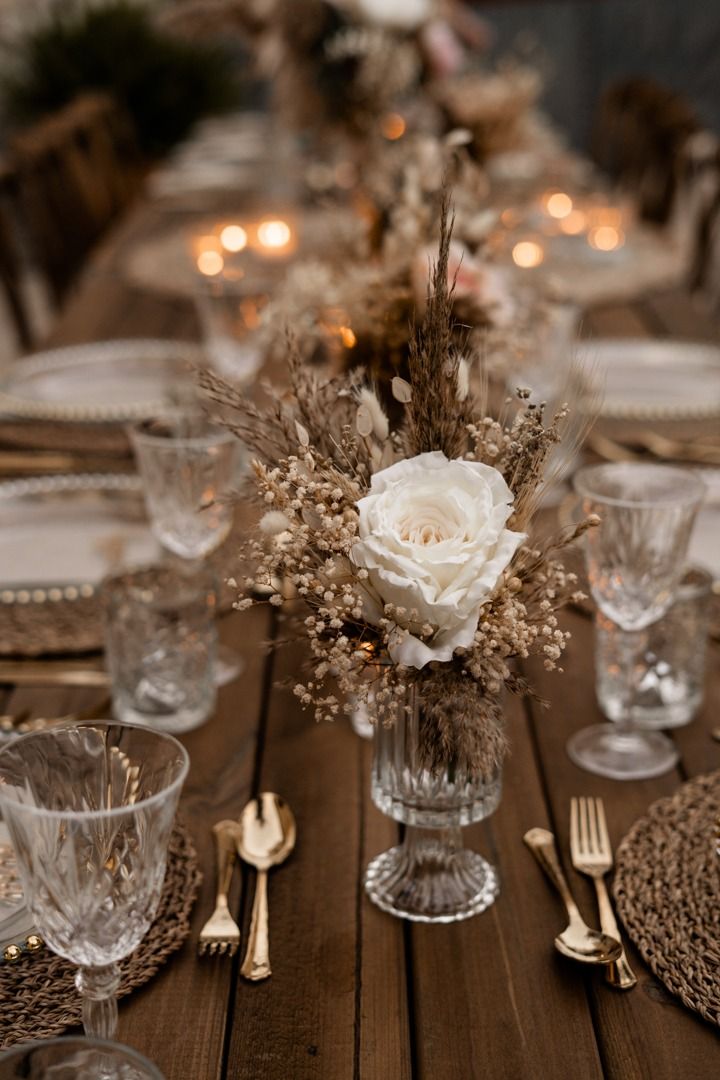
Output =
[
  {"x1": 0, "y1": 821, "x2": 200, "y2": 1048},
  {"x1": 0, "y1": 340, "x2": 203, "y2": 423},
  {"x1": 613, "y1": 771, "x2": 720, "y2": 1027}
]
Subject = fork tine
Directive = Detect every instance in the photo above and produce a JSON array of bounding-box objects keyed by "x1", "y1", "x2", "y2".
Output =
[
  {"x1": 595, "y1": 797, "x2": 612, "y2": 861},
  {"x1": 198, "y1": 941, "x2": 206, "y2": 956},
  {"x1": 578, "y1": 796, "x2": 589, "y2": 853},
  {"x1": 570, "y1": 797, "x2": 580, "y2": 859},
  {"x1": 587, "y1": 795, "x2": 599, "y2": 853}
]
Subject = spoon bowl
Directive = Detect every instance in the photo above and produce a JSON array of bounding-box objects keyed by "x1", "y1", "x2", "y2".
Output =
[
  {"x1": 555, "y1": 927, "x2": 622, "y2": 965},
  {"x1": 237, "y1": 792, "x2": 296, "y2": 871}
]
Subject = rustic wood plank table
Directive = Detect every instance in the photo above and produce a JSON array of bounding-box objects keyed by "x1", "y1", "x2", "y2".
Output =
[{"x1": 1, "y1": 199, "x2": 719, "y2": 1079}]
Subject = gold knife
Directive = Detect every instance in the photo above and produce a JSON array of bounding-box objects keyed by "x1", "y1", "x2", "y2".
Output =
[{"x1": 0, "y1": 662, "x2": 110, "y2": 688}]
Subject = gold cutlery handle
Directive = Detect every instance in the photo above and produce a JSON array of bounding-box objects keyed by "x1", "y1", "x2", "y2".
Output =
[
  {"x1": 594, "y1": 877, "x2": 637, "y2": 990},
  {"x1": 213, "y1": 820, "x2": 240, "y2": 907},
  {"x1": 524, "y1": 827, "x2": 582, "y2": 922},
  {"x1": 241, "y1": 869, "x2": 271, "y2": 981}
]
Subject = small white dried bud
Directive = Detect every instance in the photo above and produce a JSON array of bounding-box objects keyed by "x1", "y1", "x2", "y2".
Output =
[
  {"x1": 456, "y1": 357, "x2": 470, "y2": 402},
  {"x1": 259, "y1": 510, "x2": 292, "y2": 535}
]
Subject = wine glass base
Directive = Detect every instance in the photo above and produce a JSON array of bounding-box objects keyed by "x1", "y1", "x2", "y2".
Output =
[
  {"x1": 567, "y1": 723, "x2": 678, "y2": 780},
  {"x1": 214, "y1": 644, "x2": 245, "y2": 687},
  {"x1": 365, "y1": 843, "x2": 499, "y2": 923}
]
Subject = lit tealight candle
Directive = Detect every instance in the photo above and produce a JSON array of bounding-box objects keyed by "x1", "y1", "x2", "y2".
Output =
[
  {"x1": 559, "y1": 209, "x2": 587, "y2": 235},
  {"x1": 220, "y1": 224, "x2": 248, "y2": 253},
  {"x1": 381, "y1": 112, "x2": 406, "y2": 141},
  {"x1": 545, "y1": 191, "x2": 573, "y2": 219},
  {"x1": 196, "y1": 249, "x2": 224, "y2": 276},
  {"x1": 512, "y1": 240, "x2": 545, "y2": 268},
  {"x1": 588, "y1": 225, "x2": 625, "y2": 252},
  {"x1": 257, "y1": 219, "x2": 292, "y2": 252},
  {"x1": 339, "y1": 326, "x2": 357, "y2": 348}
]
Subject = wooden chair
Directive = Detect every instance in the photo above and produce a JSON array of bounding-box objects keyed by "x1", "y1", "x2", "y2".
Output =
[
  {"x1": 8, "y1": 94, "x2": 144, "y2": 304},
  {"x1": 593, "y1": 78, "x2": 699, "y2": 224},
  {"x1": 0, "y1": 164, "x2": 35, "y2": 353}
]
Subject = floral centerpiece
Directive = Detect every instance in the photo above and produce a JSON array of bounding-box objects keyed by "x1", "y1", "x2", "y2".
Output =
[{"x1": 201, "y1": 197, "x2": 595, "y2": 922}]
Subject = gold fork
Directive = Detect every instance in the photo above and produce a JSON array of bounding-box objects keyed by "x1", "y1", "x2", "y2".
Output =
[
  {"x1": 198, "y1": 820, "x2": 242, "y2": 957},
  {"x1": 570, "y1": 797, "x2": 637, "y2": 990}
]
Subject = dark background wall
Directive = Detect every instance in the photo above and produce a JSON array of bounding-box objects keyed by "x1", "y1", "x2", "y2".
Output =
[{"x1": 479, "y1": 0, "x2": 720, "y2": 149}]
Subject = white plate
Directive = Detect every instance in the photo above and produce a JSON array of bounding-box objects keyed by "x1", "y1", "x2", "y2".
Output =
[
  {"x1": 0, "y1": 340, "x2": 204, "y2": 423},
  {"x1": 0, "y1": 474, "x2": 159, "y2": 598},
  {"x1": 578, "y1": 339, "x2": 720, "y2": 420}
]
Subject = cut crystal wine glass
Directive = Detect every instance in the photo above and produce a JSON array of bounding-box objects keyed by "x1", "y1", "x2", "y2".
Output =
[
  {"x1": 568, "y1": 463, "x2": 704, "y2": 779},
  {"x1": 0, "y1": 723, "x2": 188, "y2": 1041},
  {"x1": 0, "y1": 1037, "x2": 164, "y2": 1080},
  {"x1": 130, "y1": 412, "x2": 244, "y2": 685}
]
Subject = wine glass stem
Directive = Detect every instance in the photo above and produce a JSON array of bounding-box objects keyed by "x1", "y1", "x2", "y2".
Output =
[
  {"x1": 615, "y1": 624, "x2": 648, "y2": 740},
  {"x1": 76, "y1": 963, "x2": 121, "y2": 1040}
]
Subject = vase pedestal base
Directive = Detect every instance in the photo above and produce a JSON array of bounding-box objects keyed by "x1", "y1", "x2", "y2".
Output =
[{"x1": 364, "y1": 829, "x2": 499, "y2": 924}]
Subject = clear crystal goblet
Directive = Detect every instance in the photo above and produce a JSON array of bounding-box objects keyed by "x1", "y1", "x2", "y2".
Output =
[
  {"x1": 568, "y1": 463, "x2": 705, "y2": 779},
  {"x1": 129, "y1": 412, "x2": 244, "y2": 685},
  {"x1": 0, "y1": 723, "x2": 189, "y2": 1041},
  {"x1": 0, "y1": 1037, "x2": 164, "y2": 1080}
]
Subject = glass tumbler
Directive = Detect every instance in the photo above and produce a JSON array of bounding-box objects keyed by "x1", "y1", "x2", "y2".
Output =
[
  {"x1": 594, "y1": 566, "x2": 712, "y2": 729},
  {"x1": 0, "y1": 1037, "x2": 164, "y2": 1079},
  {"x1": 103, "y1": 565, "x2": 217, "y2": 734},
  {"x1": 0, "y1": 724, "x2": 188, "y2": 1043}
]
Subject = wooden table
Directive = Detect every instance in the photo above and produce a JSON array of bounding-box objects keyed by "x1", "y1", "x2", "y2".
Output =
[{"x1": 2, "y1": 198, "x2": 719, "y2": 1079}]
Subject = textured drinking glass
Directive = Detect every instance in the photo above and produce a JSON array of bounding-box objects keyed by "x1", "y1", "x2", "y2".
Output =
[
  {"x1": 595, "y1": 566, "x2": 712, "y2": 729},
  {"x1": 195, "y1": 271, "x2": 270, "y2": 384},
  {"x1": 130, "y1": 414, "x2": 239, "y2": 562},
  {"x1": 0, "y1": 723, "x2": 188, "y2": 1042},
  {"x1": 365, "y1": 689, "x2": 502, "y2": 923},
  {"x1": 130, "y1": 412, "x2": 244, "y2": 684},
  {"x1": 103, "y1": 566, "x2": 217, "y2": 733},
  {"x1": 0, "y1": 1037, "x2": 164, "y2": 1080},
  {"x1": 568, "y1": 463, "x2": 705, "y2": 779}
]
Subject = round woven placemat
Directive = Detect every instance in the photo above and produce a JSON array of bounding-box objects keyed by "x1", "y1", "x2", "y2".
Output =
[
  {"x1": 614, "y1": 771, "x2": 720, "y2": 1027},
  {"x1": 0, "y1": 821, "x2": 201, "y2": 1048}
]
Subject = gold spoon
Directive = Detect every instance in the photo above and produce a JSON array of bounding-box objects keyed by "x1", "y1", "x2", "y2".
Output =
[
  {"x1": 524, "y1": 828, "x2": 622, "y2": 965},
  {"x1": 237, "y1": 792, "x2": 296, "y2": 981}
]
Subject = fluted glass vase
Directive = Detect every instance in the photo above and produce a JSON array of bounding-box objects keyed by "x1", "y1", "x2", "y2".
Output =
[{"x1": 365, "y1": 689, "x2": 502, "y2": 923}]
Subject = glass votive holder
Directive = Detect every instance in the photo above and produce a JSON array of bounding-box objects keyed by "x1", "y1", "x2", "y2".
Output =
[
  {"x1": 0, "y1": 1036, "x2": 164, "y2": 1079},
  {"x1": 103, "y1": 565, "x2": 217, "y2": 734},
  {"x1": 594, "y1": 566, "x2": 712, "y2": 729}
]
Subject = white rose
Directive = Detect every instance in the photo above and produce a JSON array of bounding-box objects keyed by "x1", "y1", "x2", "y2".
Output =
[
  {"x1": 351, "y1": 451, "x2": 525, "y2": 668},
  {"x1": 355, "y1": 0, "x2": 432, "y2": 31}
]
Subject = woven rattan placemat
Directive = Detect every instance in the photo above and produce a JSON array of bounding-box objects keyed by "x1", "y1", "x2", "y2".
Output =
[
  {"x1": 614, "y1": 771, "x2": 720, "y2": 1027},
  {"x1": 0, "y1": 821, "x2": 201, "y2": 1048}
]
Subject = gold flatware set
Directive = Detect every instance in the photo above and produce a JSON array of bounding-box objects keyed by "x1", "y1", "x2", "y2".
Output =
[
  {"x1": 525, "y1": 796, "x2": 636, "y2": 989},
  {"x1": 198, "y1": 792, "x2": 296, "y2": 982}
]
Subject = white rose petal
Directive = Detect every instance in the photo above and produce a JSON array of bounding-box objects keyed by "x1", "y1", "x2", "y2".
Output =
[
  {"x1": 350, "y1": 451, "x2": 525, "y2": 669},
  {"x1": 355, "y1": 0, "x2": 431, "y2": 31}
]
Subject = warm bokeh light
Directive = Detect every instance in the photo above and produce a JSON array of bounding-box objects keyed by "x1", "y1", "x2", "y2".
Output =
[
  {"x1": 381, "y1": 112, "x2": 406, "y2": 140},
  {"x1": 339, "y1": 326, "x2": 357, "y2": 348},
  {"x1": 512, "y1": 240, "x2": 545, "y2": 268},
  {"x1": 588, "y1": 225, "x2": 625, "y2": 252},
  {"x1": 546, "y1": 192, "x2": 573, "y2": 219},
  {"x1": 500, "y1": 208, "x2": 521, "y2": 229},
  {"x1": 559, "y1": 209, "x2": 587, "y2": 235},
  {"x1": 257, "y1": 219, "x2": 292, "y2": 250},
  {"x1": 220, "y1": 224, "x2": 248, "y2": 252},
  {"x1": 196, "y1": 250, "x2": 224, "y2": 276}
]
